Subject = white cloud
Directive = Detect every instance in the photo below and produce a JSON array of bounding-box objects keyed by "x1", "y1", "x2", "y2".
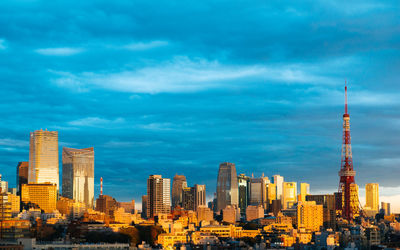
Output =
[
  {"x1": 0, "y1": 39, "x2": 6, "y2": 50},
  {"x1": 123, "y1": 40, "x2": 169, "y2": 51},
  {"x1": 35, "y1": 47, "x2": 83, "y2": 56},
  {"x1": 51, "y1": 57, "x2": 335, "y2": 94},
  {"x1": 68, "y1": 117, "x2": 125, "y2": 127},
  {"x1": 0, "y1": 138, "x2": 28, "y2": 147}
]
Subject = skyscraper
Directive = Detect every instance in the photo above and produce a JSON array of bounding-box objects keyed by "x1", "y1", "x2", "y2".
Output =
[
  {"x1": 147, "y1": 175, "x2": 171, "y2": 218},
  {"x1": 381, "y1": 202, "x2": 390, "y2": 216},
  {"x1": 216, "y1": 162, "x2": 238, "y2": 211},
  {"x1": 172, "y1": 174, "x2": 187, "y2": 208},
  {"x1": 299, "y1": 183, "x2": 310, "y2": 202},
  {"x1": 273, "y1": 175, "x2": 284, "y2": 200},
  {"x1": 62, "y1": 147, "x2": 95, "y2": 208},
  {"x1": 282, "y1": 182, "x2": 297, "y2": 209},
  {"x1": 142, "y1": 195, "x2": 148, "y2": 219},
  {"x1": 28, "y1": 129, "x2": 59, "y2": 190},
  {"x1": 266, "y1": 183, "x2": 276, "y2": 205},
  {"x1": 237, "y1": 174, "x2": 250, "y2": 215},
  {"x1": 182, "y1": 184, "x2": 206, "y2": 211},
  {"x1": 249, "y1": 175, "x2": 269, "y2": 209},
  {"x1": 17, "y1": 162, "x2": 29, "y2": 195},
  {"x1": 194, "y1": 184, "x2": 206, "y2": 209},
  {"x1": 365, "y1": 183, "x2": 379, "y2": 212},
  {"x1": 21, "y1": 183, "x2": 57, "y2": 213},
  {"x1": 296, "y1": 201, "x2": 323, "y2": 232}
]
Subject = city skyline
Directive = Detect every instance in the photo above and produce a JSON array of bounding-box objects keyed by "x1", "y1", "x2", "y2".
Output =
[{"x1": 1, "y1": 0, "x2": 400, "y2": 212}]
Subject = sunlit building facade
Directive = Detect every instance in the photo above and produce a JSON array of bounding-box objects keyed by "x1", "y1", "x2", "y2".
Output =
[
  {"x1": 282, "y1": 182, "x2": 297, "y2": 209},
  {"x1": 147, "y1": 175, "x2": 171, "y2": 218},
  {"x1": 216, "y1": 162, "x2": 238, "y2": 211},
  {"x1": 28, "y1": 129, "x2": 59, "y2": 190},
  {"x1": 62, "y1": 147, "x2": 94, "y2": 208},
  {"x1": 299, "y1": 183, "x2": 310, "y2": 202},
  {"x1": 172, "y1": 174, "x2": 187, "y2": 208},
  {"x1": 21, "y1": 183, "x2": 57, "y2": 213},
  {"x1": 273, "y1": 175, "x2": 284, "y2": 200},
  {"x1": 365, "y1": 183, "x2": 379, "y2": 212},
  {"x1": 17, "y1": 161, "x2": 29, "y2": 195}
]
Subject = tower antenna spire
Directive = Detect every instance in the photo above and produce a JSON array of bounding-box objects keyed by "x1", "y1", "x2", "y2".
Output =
[{"x1": 345, "y1": 80, "x2": 348, "y2": 114}]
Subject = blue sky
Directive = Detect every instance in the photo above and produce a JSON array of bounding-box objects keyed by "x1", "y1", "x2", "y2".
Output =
[{"x1": 1, "y1": 0, "x2": 400, "y2": 210}]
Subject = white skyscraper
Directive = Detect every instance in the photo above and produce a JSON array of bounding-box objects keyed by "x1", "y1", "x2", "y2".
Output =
[
  {"x1": 29, "y1": 129, "x2": 59, "y2": 190},
  {"x1": 273, "y1": 175, "x2": 284, "y2": 200}
]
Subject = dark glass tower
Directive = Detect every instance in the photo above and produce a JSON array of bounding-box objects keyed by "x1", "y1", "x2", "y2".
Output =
[{"x1": 216, "y1": 162, "x2": 238, "y2": 212}]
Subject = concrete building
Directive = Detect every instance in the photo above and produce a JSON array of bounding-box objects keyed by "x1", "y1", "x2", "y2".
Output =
[
  {"x1": 266, "y1": 183, "x2": 276, "y2": 206},
  {"x1": 237, "y1": 174, "x2": 250, "y2": 215},
  {"x1": 249, "y1": 176, "x2": 269, "y2": 209},
  {"x1": 95, "y1": 194, "x2": 117, "y2": 217},
  {"x1": 182, "y1": 186, "x2": 195, "y2": 211},
  {"x1": 306, "y1": 194, "x2": 336, "y2": 229},
  {"x1": 8, "y1": 193, "x2": 20, "y2": 216},
  {"x1": 216, "y1": 162, "x2": 238, "y2": 211},
  {"x1": 0, "y1": 174, "x2": 8, "y2": 194},
  {"x1": 246, "y1": 205, "x2": 264, "y2": 221},
  {"x1": 28, "y1": 129, "x2": 59, "y2": 190},
  {"x1": 223, "y1": 205, "x2": 239, "y2": 224},
  {"x1": 296, "y1": 201, "x2": 323, "y2": 232},
  {"x1": 171, "y1": 174, "x2": 187, "y2": 208},
  {"x1": 197, "y1": 206, "x2": 214, "y2": 222},
  {"x1": 381, "y1": 202, "x2": 390, "y2": 216},
  {"x1": 365, "y1": 183, "x2": 379, "y2": 212},
  {"x1": 17, "y1": 162, "x2": 29, "y2": 195},
  {"x1": 299, "y1": 183, "x2": 310, "y2": 202},
  {"x1": 21, "y1": 183, "x2": 57, "y2": 213},
  {"x1": 282, "y1": 182, "x2": 297, "y2": 209},
  {"x1": 147, "y1": 175, "x2": 171, "y2": 218},
  {"x1": 195, "y1": 184, "x2": 206, "y2": 209},
  {"x1": 62, "y1": 147, "x2": 95, "y2": 208},
  {"x1": 273, "y1": 175, "x2": 284, "y2": 200}
]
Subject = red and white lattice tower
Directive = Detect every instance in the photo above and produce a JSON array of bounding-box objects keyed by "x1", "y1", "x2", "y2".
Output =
[
  {"x1": 100, "y1": 177, "x2": 103, "y2": 196},
  {"x1": 338, "y1": 82, "x2": 358, "y2": 220}
]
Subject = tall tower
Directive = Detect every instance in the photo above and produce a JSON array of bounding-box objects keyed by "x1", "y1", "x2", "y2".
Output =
[
  {"x1": 338, "y1": 83, "x2": 359, "y2": 220},
  {"x1": 29, "y1": 129, "x2": 59, "y2": 190},
  {"x1": 216, "y1": 162, "x2": 238, "y2": 211},
  {"x1": 171, "y1": 174, "x2": 187, "y2": 208},
  {"x1": 147, "y1": 175, "x2": 171, "y2": 218}
]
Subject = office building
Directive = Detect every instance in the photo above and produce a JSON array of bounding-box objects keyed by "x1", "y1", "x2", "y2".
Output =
[
  {"x1": 197, "y1": 206, "x2": 213, "y2": 222},
  {"x1": 28, "y1": 129, "x2": 59, "y2": 189},
  {"x1": 299, "y1": 183, "x2": 310, "y2": 202},
  {"x1": 147, "y1": 175, "x2": 171, "y2": 218},
  {"x1": 237, "y1": 174, "x2": 250, "y2": 215},
  {"x1": 266, "y1": 183, "x2": 276, "y2": 205},
  {"x1": 273, "y1": 175, "x2": 284, "y2": 200},
  {"x1": 282, "y1": 182, "x2": 297, "y2": 209},
  {"x1": 216, "y1": 162, "x2": 238, "y2": 211},
  {"x1": 142, "y1": 195, "x2": 148, "y2": 219},
  {"x1": 95, "y1": 194, "x2": 117, "y2": 216},
  {"x1": 118, "y1": 200, "x2": 135, "y2": 214},
  {"x1": 296, "y1": 201, "x2": 323, "y2": 232},
  {"x1": 222, "y1": 205, "x2": 239, "y2": 224},
  {"x1": 249, "y1": 175, "x2": 269, "y2": 209},
  {"x1": 381, "y1": 202, "x2": 390, "y2": 216},
  {"x1": 246, "y1": 205, "x2": 264, "y2": 221},
  {"x1": 17, "y1": 162, "x2": 29, "y2": 195},
  {"x1": 0, "y1": 174, "x2": 7, "y2": 194},
  {"x1": 306, "y1": 194, "x2": 336, "y2": 229},
  {"x1": 21, "y1": 183, "x2": 57, "y2": 213},
  {"x1": 172, "y1": 175, "x2": 187, "y2": 208},
  {"x1": 182, "y1": 187, "x2": 195, "y2": 211},
  {"x1": 0, "y1": 192, "x2": 12, "y2": 220},
  {"x1": 195, "y1": 184, "x2": 206, "y2": 209},
  {"x1": 62, "y1": 147, "x2": 95, "y2": 208},
  {"x1": 365, "y1": 183, "x2": 379, "y2": 212},
  {"x1": 7, "y1": 193, "x2": 20, "y2": 216}
]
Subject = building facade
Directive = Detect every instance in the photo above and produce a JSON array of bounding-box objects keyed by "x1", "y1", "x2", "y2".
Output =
[
  {"x1": 17, "y1": 162, "x2": 29, "y2": 195},
  {"x1": 273, "y1": 175, "x2": 284, "y2": 200},
  {"x1": 28, "y1": 129, "x2": 59, "y2": 190},
  {"x1": 147, "y1": 175, "x2": 171, "y2": 218},
  {"x1": 21, "y1": 183, "x2": 57, "y2": 213},
  {"x1": 172, "y1": 175, "x2": 187, "y2": 209},
  {"x1": 365, "y1": 183, "x2": 379, "y2": 212},
  {"x1": 237, "y1": 174, "x2": 249, "y2": 215},
  {"x1": 62, "y1": 147, "x2": 95, "y2": 208},
  {"x1": 282, "y1": 182, "x2": 297, "y2": 209},
  {"x1": 216, "y1": 162, "x2": 238, "y2": 212}
]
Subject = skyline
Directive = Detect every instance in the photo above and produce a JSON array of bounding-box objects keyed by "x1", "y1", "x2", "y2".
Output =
[{"x1": 1, "y1": 0, "x2": 400, "y2": 211}]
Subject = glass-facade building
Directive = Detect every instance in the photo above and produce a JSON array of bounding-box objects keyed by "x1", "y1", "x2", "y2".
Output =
[
  {"x1": 216, "y1": 162, "x2": 238, "y2": 211},
  {"x1": 237, "y1": 174, "x2": 249, "y2": 215},
  {"x1": 171, "y1": 174, "x2": 187, "y2": 208},
  {"x1": 62, "y1": 147, "x2": 95, "y2": 208}
]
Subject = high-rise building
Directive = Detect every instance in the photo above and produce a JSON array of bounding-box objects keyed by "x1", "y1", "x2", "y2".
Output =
[
  {"x1": 182, "y1": 187, "x2": 195, "y2": 211},
  {"x1": 249, "y1": 175, "x2": 269, "y2": 209},
  {"x1": 147, "y1": 175, "x2": 171, "y2": 218},
  {"x1": 118, "y1": 200, "x2": 135, "y2": 214},
  {"x1": 237, "y1": 174, "x2": 250, "y2": 215},
  {"x1": 273, "y1": 175, "x2": 284, "y2": 200},
  {"x1": 306, "y1": 194, "x2": 336, "y2": 229},
  {"x1": 0, "y1": 174, "x2": 8, "y2": 194},
  {"x1": 21, "y1": 183, "x2": 57, "y2": 213},
  {"x1": 195, "y1": 184, "x2": 206, "y2": 209},
  {"x1": 95, "y1": 194, "x2": 117, "y2": 216},
  {"x1": 216, "y1": 162, "x2": 238, "y2": 211},
  {"x1": 172, "y1": 174, "x2": 187, "y2": 208},
  {"x1": 365, "y1": 183, "x2": 379, "y2": 212},
  {"x1": 197, "y1": 206, "x2": 213, "y2": 222},
  {"x1": 266, "y1": 183, "x2": 276, "y2": 205},
  {"x1": 222, "y1": 205, "x2": 239, "y2": 224},
  {"x1": 381, "y1": 202, "x2": 390, "y2": 216},
  {"x1": 7, "y1": 193, "x2": 20, "y2": 216},
  {"x1": 282, "y1": 182, "x2": 297, "y2": 209},
  {"x1": 28, "y1": 129, "x2": 59, "y2": 190},
  {"x1": 17, "y1": 162, "x2": 29, "y2": 195},
  {"x1": 142, "y1": 195, "x2": 148, "y2": 219},
  {"x1": 299, "y1": 183, "x2": 310, "y2": 202},
  {"x1": 296, "y1": 201, "x2": 323, "y2": 232},
  {"x1": 62, "y1": 147, "x2": 95, "y2": 208},
  {"x1": 0, "y1": 192, "x2": 12, "y2": 220}
]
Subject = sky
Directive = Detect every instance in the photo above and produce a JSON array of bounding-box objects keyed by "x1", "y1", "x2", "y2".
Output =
[{"x1": 0, "y1": 0, "x2": 400, "y2": 211}]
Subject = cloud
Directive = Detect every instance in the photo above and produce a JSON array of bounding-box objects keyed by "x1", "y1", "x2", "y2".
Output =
[
  {"x1": 35, "y1": 47, "x2": 83, "y2": 56},
  {"x1": 50, "y1": 57, "x2": 340, "y2": 94},
  {"x1": 0, "y1": 138, "x2": 28, "y2": 147},
  {"x1": 123, "y1": 40, "x2": 169, "y2": 51},
  {"x1": 68, "y1": 117, "x2": 125, "y2": 127},
  {"x1": 0, "y1": 39, "x2": 6, "y2": 50}
]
